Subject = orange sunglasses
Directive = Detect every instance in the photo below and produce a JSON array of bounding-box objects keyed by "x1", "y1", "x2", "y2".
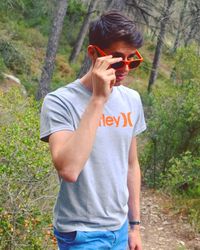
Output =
[{"x1": 92, "y1": 45, "x2": 143, "y2": 70}]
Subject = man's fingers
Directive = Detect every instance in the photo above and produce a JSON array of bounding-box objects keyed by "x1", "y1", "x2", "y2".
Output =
[
  {"x1": 107, "y1": 74, "x2": 116, "y2": 82},
  {"x1": 100, "y1": 56, "x2": 122, "y2": 64},
  {"x1": 95, "y1": 56, "x2": 122, "y2": 70},
  {"x1": 106, "y1": 68, "x2": 116, "y2": 75},
  {"x1": 105, "y1": 56, "x2": 122, "y2": 63}
]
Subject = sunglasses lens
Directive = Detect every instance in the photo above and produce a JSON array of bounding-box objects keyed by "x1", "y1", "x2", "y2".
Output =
[
  {"x1": 111, "y1": 61, "x2": 141, "y2": 70},
  {"x1": 129, "y1": 60, "x2": 141, "y2": 69},
  {"x1": 111, "y1": 61, "x2": 125, "y2": 69}
]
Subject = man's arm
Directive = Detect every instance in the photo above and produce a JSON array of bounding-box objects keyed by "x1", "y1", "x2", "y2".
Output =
[
  {"x1": 49, "y1": 97, "x2": 104, "y2": 182},
  {"x1": 48, "y1": 55, "x2": 123, "y2": 183},
  {"x1": 127, "y1": 137, "x2": 142, "y2": 250}
]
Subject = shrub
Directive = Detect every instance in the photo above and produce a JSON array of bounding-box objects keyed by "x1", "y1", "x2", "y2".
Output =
[
  {"x1": 162, "y1": 152, "x2": 200, "y2": 196},
  {"x1": 0, "y1": 55, "x2": 7, "y2": 79},
  {"x1": 0, "y1": 40, "x2": 30, "y2": 74},
  {"x1": 142, "y1": 81, "x2": 200, "y2": 187},
  {"x1": 0, "y1": 87, "x2": 57, "y2": 249},
  {"x1": 174, "y1": 46, "x2": 200, "y2": 84},
  {"x1": 13, "y1": 25, "x2": 47, "y2": 48},
  {"x1": 162, "y1": 152, "x2": 200, "y2": 232},
  {"x1": 141, "y1": 46, "x2": 200, "y2": 187}
]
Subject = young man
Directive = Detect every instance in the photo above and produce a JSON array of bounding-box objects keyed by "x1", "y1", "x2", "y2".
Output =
[{"x1": 40, "y1": 11, "x2": 146, "y2": 250}]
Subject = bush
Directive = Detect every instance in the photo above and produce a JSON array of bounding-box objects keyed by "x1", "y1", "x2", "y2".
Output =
[
  {"x1": 0, "y1": 87, "x2": 57, "y2": 249},
  {"x1": 0, "y1": 55, "x2": 7, "y2": 79},
  {"x1": 141, "y1": 46, "x2": 200, "y2": 231},
  {"x1": 0, "y1": 0, "x2": 25, "y2": 12},
  {"x1": 13, "y1": 25, "x2": 47, "y2": 48},
  {"x1": 142, "y1": 81, "x2": 200, "y2": 187},
  {"x1": 162, "y1": 152, "x2": 200, "y2": 196},
  {"x1": 0, "y1": 40, "x2": 30, "y2": 74},
  {"x1": 174, "y1": 46, "x2": 200, "y2": 84},
  {"x1": 162, "y1": 152, "x2": 200, "y2": 231},
  {"x1": 141, "y1": 46, "x2": 200, "y2": 187}
]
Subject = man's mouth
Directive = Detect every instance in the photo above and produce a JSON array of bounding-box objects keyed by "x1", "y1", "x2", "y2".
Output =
[{"x1": 116, "y1": 74, "x2": 127, "y2": 81}]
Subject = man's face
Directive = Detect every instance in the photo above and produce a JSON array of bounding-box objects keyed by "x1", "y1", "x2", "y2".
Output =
[{"x1": 103, "y1": 41, "x2": 139, "y2": 86}]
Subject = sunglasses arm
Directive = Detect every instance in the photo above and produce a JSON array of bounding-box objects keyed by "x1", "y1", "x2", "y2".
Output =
[
  {"x1": 92, "y1": 45, "x2": 107, "y2": 57},
  {"x1": 135, "y1": 50, "x2": 143, "y2": 61}
]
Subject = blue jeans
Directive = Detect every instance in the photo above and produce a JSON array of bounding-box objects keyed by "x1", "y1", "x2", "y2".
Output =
[{"x1": 54, "y1": 220, "x2": 128, "y2": 250}]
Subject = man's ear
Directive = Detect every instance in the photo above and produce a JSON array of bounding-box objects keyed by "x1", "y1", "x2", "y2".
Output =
[{"x1": 87, "y1": 45, "x2": 97, "y2": 61}]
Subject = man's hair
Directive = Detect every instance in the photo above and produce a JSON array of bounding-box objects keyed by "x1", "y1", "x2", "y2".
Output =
[{"x1": 89, "y1": 11, "x2": 143, "y2": 49}]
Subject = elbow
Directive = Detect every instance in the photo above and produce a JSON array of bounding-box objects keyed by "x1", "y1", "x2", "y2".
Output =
[
  {"x1": 52, "y1": 156, "x2": 81, "y2": 183},
  {"x1": 60, "y1": 171, "x2": 78, "y2": 183},
  {"x1": 57, "y1": 167, "x2": 79, "y2": 183}
]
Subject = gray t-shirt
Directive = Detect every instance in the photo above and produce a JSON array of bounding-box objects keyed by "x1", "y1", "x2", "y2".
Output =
[{"x1": 40, "y1": 79, "x2": 146, "y2": 232}]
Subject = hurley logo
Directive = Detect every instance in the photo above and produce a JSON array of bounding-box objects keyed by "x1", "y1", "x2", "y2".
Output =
[{"x1": 98, "y1": 112, "x2": 133, "y2": 127}]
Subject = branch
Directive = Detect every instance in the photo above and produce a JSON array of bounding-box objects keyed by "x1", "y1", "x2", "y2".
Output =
[{"x1": 126, "y1": 2, "x2": 156, "y2": 20}]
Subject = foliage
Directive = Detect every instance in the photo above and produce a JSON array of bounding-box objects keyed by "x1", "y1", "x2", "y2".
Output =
[
  {"x1": 142, "y1": 46, "x2": 200, "y2": 188},
  {"x1": 141, "y1": 46, "x2": 200, "y2": 231},
  {"x1": 162, "y1": 151, "x2": 200, "y2": 232},
  {"x1": 0, "y1": 39, "x2": 30, "y2": 74},
  {"x1": 142, "y1": 80, "x2": 200, "y2": 187},
  {"x1": 0, "y1": 56, "x2": 7, "y2": 79},
  {"x1": 161, "y1": 151, "x2": 200, "y2": 231},
  {"x1": 162, "y1": 152, "x2": 200, "y2": 196},
  {"x1": 0, "y1": 0, "x2": 25, "y2": 12},
  {"x1": 51, "y1": 55, "x2": 74, "y2": 91},
  {"x1": 0, "y1": 0, "x2": 56, "y2": 36},
  {"x1": 13, "y1": 25, "x2": 47, "y2": 48},
  {"x1": 62, "y1": 0, "x2": 87, "y2": 47},
  {"x1": 22, "y1": 0, "x2": 56, "y2": 35},
  {"x1": 0, "y1": 87, "x2": 58, "y2": 249},
  {"x1": 67, "y1": 0, "x2": 87, "y2": 22},
  {"x1": 174, "y1": 46, "x2": 200, "y2": 84}
]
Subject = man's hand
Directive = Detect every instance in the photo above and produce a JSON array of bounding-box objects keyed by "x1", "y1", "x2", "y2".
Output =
[
  {"x1": 128, "y1": 229, "x2": 142, "y2": 250},
  {"x1": 91, "y1": 55, "x2": 122, "y2": 101}
]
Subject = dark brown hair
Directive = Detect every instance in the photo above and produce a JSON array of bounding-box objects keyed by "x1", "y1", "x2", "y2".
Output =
[{"x1": 89, "y1": 11, "x2": 143, "y2": 49}]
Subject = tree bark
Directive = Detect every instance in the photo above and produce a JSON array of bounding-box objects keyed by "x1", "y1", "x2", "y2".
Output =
[
  {"x1": 77, "y1": 53, "x2": 91, "y2": 78},
  {"x1": 37, "y1": 0, "x2": 68, "y2": 100},
  {"x1": 172, "y1": 0, "x2": 188, "y2": 53},
  {"x1": 69, "y1": 0, "x2": 98, "y2": 64},
  {"x1": 184, "y1": 22, "x2": 196, "y2": 47},
  {"x1": 148, "y1": 0, "x2": 174, "y2": 92},
  {"x1": 184, "y1": 0, "x2": 200, "y2": 47}
]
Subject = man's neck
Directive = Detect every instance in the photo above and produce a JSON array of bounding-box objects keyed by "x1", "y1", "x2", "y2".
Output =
[{"x1": 80, "y1": 68, "x2": 93, "y2": 92}]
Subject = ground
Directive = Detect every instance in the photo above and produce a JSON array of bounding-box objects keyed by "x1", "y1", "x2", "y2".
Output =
[{"x1": 138, "y1": 187, "x2": 200, "y2": 250}]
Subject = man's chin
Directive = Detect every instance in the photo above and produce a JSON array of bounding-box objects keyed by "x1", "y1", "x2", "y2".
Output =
[{"x1": 114, "y1": 80, "x2": 122, "y2": 86}]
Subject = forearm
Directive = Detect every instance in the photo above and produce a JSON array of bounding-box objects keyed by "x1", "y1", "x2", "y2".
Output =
[
  {"x1": 127, "y1": 138, "x2": 143, "y2": 249},
  {"x1": 53, "y1": 97, "x2": 105, "y2": 181},
  {"x1": 127, "y1": 162, "x2": 141, "y2": 227}
]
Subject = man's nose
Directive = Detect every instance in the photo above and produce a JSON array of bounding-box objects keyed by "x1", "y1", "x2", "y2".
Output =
[{"x1": 123, "y1": 63, "x2": 130, "y2": 72}]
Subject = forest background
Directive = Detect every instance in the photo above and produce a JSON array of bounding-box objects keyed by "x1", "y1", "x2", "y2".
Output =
[{"x1": 0, "y1": 0, "x2": 199, "y2": 249}]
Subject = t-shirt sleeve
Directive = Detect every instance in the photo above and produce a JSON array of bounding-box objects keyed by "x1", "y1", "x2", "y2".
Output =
[
  {"x1": 40, "y1": 93, "x2": 74, "y2": 142},
  {"x1": 133, "y1": 93, "x2": 147, "y2": 137}
]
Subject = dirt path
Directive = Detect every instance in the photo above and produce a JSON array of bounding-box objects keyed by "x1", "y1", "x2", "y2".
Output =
[{"x1": 139, "y1": 187, "x2": 200, "y2": 250}]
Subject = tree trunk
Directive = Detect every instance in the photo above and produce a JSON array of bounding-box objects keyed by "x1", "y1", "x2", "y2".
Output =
[
  {"x1": 184, "y1": 0, "x2": 200, "y2": 47},
  {"x1": 37, "y1": 0, "x2": 68, "y2": 100},
  {"x1": 184, "y1": 23, "x2": 196, "y2": 47},
  {"x1": 77, "y1": 53, "x2": 91, "y2": 78},
  {"x1": 148, "y1": 0, "x2": 174, "y2": 92},
  {"x1": 172, "y1": 0, "x2": 188, "y2": 53},
  {"x1": 69, "y1": 0, "x2": 98, "y2": 64}
]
